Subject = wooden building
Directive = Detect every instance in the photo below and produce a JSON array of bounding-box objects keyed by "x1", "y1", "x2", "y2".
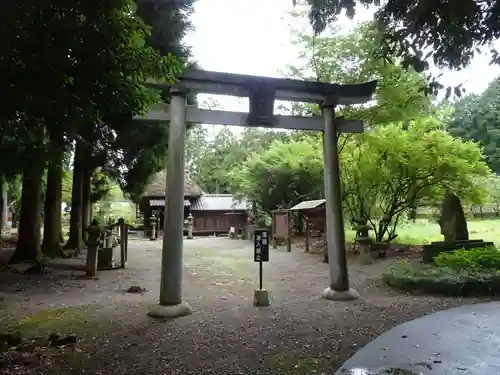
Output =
[
  {"x1": 190, "y1": 194, "x2": 248, "y2": 235},
  {"x1": 138, "y1": 170, "x2": 248, "y2": 235},
  {"x1": 138, "y1": 170, "x2": 203, "y2": 232}
]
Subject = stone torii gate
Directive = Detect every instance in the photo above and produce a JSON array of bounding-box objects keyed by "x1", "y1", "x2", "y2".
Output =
[{"x1": 137, "y1": 69, "x2": 377, "y2": 319}]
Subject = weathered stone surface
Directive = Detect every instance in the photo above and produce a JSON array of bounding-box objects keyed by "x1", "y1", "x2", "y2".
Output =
[
  {"x1": 438, "y1": 191, "x2": 469, "y2": 241},
  {"x1": 253, "y1": 289, "x2": 270, "y2": 307},
  {"x1": 335, "y1": 302, "x2": 500, "y2": 375}
]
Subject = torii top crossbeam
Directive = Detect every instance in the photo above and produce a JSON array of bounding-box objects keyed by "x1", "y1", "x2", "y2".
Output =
[
  {"x1": 142, "y1": 69, "x2": 377, "y2": 132},
  {"x1": 149, "y1": 68, "x2": 377, "y2": 104}
]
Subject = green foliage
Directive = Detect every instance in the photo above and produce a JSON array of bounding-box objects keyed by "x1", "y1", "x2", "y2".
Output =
[
  {"x1": 232, "y1": 114, "x2": 489, "y2": 240},
  {"x1": 135, "y1": 0, "x2": 194, "y2": 61},
  {"x1": 382, "y1": 260, "x2": 500, "y2": 296},
  {"x1": 447, "y1": 79, "x2": 500, "y2": 174},
  {"x1": 484, "y1": 175, "x2": 500, "y2": 214},
  {"x1": 187, "y1": 126, "x2": 292, "y2": 194},
  {"x1": 6, "y1": 176, "x2": 22, "y2": 220},
  {"x1": 229, "y1": 136, "x2": 324, "y2": 213},
  {"x1": 434, "y1": 247, "x2": 500, "y2": 271},
  {"x1": 0, "y1": 1, "x2": 179, "y2": 138},
  {"x1": 342, "y1": 116, "x2": 490, "y2": 240},
  {"x1": 286, "y1": 21, "x2": 431, "y2": 125},
  {"x1": 0, "y1": 0, "x2": 186, "y2": 208},
  {"x1": 62, "y1": 169, "x2": 73, "y2": 207},
  {"x1": 114, "y1": 0, "x2": 196, "y2": 199},
  {"x1": 299, "y1": 0, "x2": 500, "y2": 95},
  {"x1": 93, "y1": 182, "x2": 135, "y2": 224},
  {"x1": 90, "y1": 170, "x2": 112, "y2": 203}
]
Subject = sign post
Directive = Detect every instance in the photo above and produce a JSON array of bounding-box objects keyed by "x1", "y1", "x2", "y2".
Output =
[{"x1": 253, "y1": 229, "x2": 270, "y2": 307}]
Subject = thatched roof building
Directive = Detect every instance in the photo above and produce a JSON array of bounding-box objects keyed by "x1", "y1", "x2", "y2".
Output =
[{"x1": 142, "y1": 170, "x2": 203, "y2": 198}]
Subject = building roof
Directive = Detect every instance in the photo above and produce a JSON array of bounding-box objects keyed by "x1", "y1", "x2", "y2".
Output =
[
  {"x1": 142, "y1": 170, "x2": 203, "y2": 198},
  {"x1": 149, "y1": 199, "x2": 190, "y2": 207},
  {"x1": 289, "y1": 199, "x2": 326, "y2": 211},
  {"x1": 190, "y1": 194, "x2": 248, "y2": 212}
]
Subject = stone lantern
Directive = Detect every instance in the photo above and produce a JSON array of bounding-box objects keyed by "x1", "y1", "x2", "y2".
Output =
[
  {"x1": 186, "y1": 213, "x2": 194, "y2": 240},
  {"x1": 149, "y1": 213, "x2": 158, "y2": 241},
  {"x1": 356, "y1": 218, "x2": 373, "y2": 264}
]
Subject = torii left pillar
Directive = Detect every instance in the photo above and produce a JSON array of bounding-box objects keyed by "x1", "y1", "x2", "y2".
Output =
[{"x1": 148, "y1": 91, "x2": 193, "y2": 319}]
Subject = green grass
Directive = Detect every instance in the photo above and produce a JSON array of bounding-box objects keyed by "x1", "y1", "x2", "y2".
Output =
[
  {"x1": 263, "y1": 352, "x2": 328, "y2": 375},
  {"x1": 1, "y1": 307, "x2": 97, "y2": 338},
  {"x1": 345, "y1": 218, "x2": 500, "y2": 246}
]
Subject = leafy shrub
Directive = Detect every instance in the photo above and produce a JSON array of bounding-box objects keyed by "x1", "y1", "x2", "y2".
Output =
[
  {"x1": 382, "y1": 261, "x2": 500, "y2": 296},
  {"x1": 434, "y1": 246, "x2": 500, "y2": 270}
]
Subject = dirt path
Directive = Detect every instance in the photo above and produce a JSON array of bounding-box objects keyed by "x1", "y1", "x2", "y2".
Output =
[{"x1": 0, "y1": 238, "x2": 493, "y2": 374}]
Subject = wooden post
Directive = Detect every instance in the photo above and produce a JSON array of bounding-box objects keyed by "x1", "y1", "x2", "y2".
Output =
[
  {"x1": 85, "y1": 224, "x2": 101, "y2": 277},
  {"x1": 271, "y1": 211, "x2": 277, "y2": 249},
  {"x1": 119, "y1": 218, "x2": 127, "y2": 268},
  {"x1": 304, "y1": 215, "x2": 310, "y2": 252},
  {"x1": 286, "y1": 210, "x2": 292, "y2": 253}
]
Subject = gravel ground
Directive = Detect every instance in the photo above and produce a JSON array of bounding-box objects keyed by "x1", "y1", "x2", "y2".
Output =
[{"x1": 0, "y1": 237, "x2": 492, "y2": 374}]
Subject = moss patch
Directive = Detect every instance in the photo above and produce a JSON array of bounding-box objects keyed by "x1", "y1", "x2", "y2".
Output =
[
  {"x1": 2, "y1": 307, "x2": 97, "y2": 337},
  {"x1": 263, "y1": 352, "x2": 328, "y2": 375}
]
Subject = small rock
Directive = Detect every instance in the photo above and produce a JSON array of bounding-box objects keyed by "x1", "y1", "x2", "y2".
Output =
[{"x1": 126, "y1": 286, "x2": 146, "y2": 294}]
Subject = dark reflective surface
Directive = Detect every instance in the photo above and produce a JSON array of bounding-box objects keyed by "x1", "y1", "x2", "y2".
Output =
[{"x1": 335, "y1": 302, "x2": 500, "y2": 375}]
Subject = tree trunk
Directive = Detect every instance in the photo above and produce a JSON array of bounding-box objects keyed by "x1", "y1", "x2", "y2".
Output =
[
  {"x1": 9, "y1": 158, "x2": 44, "y2": 264},
  {"x1": 42, "y1": 147, "x2": 64, "y2": 257},
  {"x1": 64, "y1": 141, "x2": 85, "y2": 250},
  {"x1": 81, "y1": 168, "x2": 92, "y2": 241},
  {"x1": 0, "y1": 176, "x2": 7, "y2": 234}
]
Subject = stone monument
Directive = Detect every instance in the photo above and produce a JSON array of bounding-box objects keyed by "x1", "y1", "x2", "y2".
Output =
[
  {"x1": 422, "y1": 191, "x2": 493, "y2": 263},
  {"x1": 438, "y1": 191, "x2": 469, "y2": 241}
]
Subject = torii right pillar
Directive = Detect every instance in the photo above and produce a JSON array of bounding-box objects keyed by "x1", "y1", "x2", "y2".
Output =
[{"x1": 322, "y1": 103, "x2": 360, "y2": 301}]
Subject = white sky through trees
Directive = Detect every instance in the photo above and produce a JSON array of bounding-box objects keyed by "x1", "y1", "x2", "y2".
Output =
[{"x1": 184, "y1": 0, "x2": 500, "y2": 138}]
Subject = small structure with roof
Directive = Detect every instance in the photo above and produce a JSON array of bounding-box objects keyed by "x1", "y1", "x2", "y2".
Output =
[
  {"x1": 138, "y1": 169, "x2": 203, "y2": 234},
  {"x1": 138, "y1": 170, "x2": 248, "y2": 236},
  {"x1": 289, "y1": 199, "x2": 326, "y2": 257}
]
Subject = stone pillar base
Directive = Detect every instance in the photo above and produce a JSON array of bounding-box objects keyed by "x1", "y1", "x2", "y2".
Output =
[
  {"x1": 147, "y1": 301, "x2": 192, "y2": 319},
  {"x1": 253, "y1": 289, "x2": 270, "y2": 307},
  {"x1": 322, "y1": 287, "x2": 360, "y2": 301}
]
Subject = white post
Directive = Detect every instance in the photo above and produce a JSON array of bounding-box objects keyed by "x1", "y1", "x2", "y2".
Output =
[
  {"x1": 148, "y1": 92, "x2": 192, "y2": 319},
  {"x1": 322, "y1": 104, "x2": 359, "y2": 301}
]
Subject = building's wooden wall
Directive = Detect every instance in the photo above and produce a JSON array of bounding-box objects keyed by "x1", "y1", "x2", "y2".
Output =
[
  {"x1": 306, "y1": 210, "x2": 325, "y2": 233},
  {"x1": 192, "y1": 211, "x2": 246, "y2": 234}
]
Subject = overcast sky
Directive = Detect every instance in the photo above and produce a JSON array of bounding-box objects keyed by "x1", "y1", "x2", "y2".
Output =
[{"x1": 184, "y1": 0, "x2": 500, "y2": 136}]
